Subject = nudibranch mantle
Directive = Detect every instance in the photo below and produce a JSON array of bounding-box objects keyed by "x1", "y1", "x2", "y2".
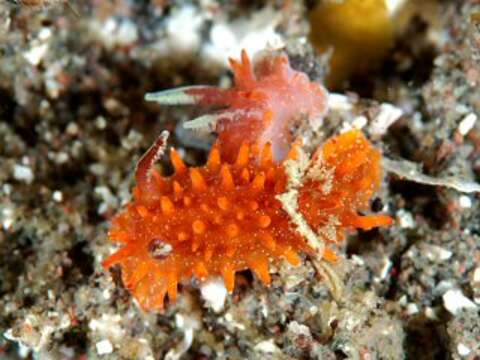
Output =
[
  {"x1": 145, "y1": 50, "x2": 329, "y2": 163},
  {"x1": 103, "y1": 130, "x2": 392, "y2": 311}
]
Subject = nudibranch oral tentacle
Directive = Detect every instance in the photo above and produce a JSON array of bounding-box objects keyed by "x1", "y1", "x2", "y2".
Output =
[
  {"x1": 103, "y1": 130, "x2": 392, "y2": 311},
  {"x1": 145, "y1": 50, "x2": 329, "y2": 163}
]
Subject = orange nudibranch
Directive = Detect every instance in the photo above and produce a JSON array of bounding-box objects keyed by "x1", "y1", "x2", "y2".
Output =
[
  {"x1": 145, "y1": 50, "x2": 329, "y2": 163},
  {"x1": 103, "y1": 130, "x2": 391, "y2": 311}
]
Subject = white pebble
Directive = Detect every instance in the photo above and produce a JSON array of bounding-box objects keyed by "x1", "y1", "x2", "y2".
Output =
[
  {"x1": 457, "y1": 343, "x2": 471, "y2": 356},
  {"x1": 328, "y1": 93, "x2": 353, "y2": 112},
  {"x1": 370, "y1": 103, "x2": 403, "y2": 136},
  {"x1": 38, "y1": 27, "x2": 52, "y2": 40},
  {"x1": 200, "y1": 278, "x2": 227, "y2": 313},
  {"x1": 458, "y1": 195, "x2": 472, "y2": 209},
  {"x1": 421, "y1": 244, "x2": 452, "y2": 262},
  {"x1": 52, "y1": 191, "x2": 63, "y2": 202},
  {"x1": 2, "y1": 206, "x2": 15, "y2": 230},
  {"x1": 13, "y1": 164, "x2": 34, "y2": 184},
  {"x1": 458, "y1": 113, "x2": 477, "y2": 136},
  {"x1": 406, "y1": 303, "x2": 419, "y2": 315},
  {"x1": 443, "y1": 289, "x2": 477, "y2": 315},
  {"x1": 287, "y1": 321, "x2": 311, "y2": 337},
  {"x1": 352, "y1": 116, "x2": 368, "y2": 129},
  {"x1": 66, "y1": 122, "x2": 79, "y2": 136},
  {"x1": 473, "y1": 267, "x2": 480, "y2": 283},
  {"x1": 424, "y1": 307, "x2": 439, "y2": 320},
  {"x1": 23, "y1": 43, "x2": 49, "y2": 66},
  {"x1": 96, "y1": 339, "x2": 113, "y2": 355},
  {"x1": 254, "y1": 339, "x2": 279, "y2": 353},
  {"x1": 397, "y1": 209, "x2": 415, "y2": 229}
]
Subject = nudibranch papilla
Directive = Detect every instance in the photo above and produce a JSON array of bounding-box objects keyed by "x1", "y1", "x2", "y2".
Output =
[{"x1": 103, "y1": 50, "x2": 392, "y2": 311}]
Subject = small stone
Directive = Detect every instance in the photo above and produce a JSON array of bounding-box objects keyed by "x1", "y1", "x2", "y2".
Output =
[
  {"x1": 458, "y1": 113, "x2": 477, "y2": 136},
  {"x1": 370, "y1": 103, "x2": 403, "y2": 136},
  {"x1": 397, "y1": 209, "x2": 415, "y2": 229},
  {"x1": 424, "y1": 307, "x2": 439, "y2": 320},
  {"x1": 421, "y1": 244, "x2": 452, "y2": 262},
  {"x1": 66, "y1": 122, "x2": 79, "y2": 136},
  {"x1": 443, "y1": 289, "x2": 477, "y2": 315},
  {"x1": 23, "y1": 43, "x2": 49, "y2": 66},
  {"x1": 287, "y1": 321, "x2": 311, "y2": 337},
  {"x1": 52, "y1": 191, "x2": 63, "y2": 202},
  {"x1": 328, "y1": 93, "x2": 353, "y2": 112},
  {"x1": 406, "y1": 303, "x2": 419, "y2": 315},
  {"x1": 95, "y1": 116, "x2": 107, "y2": 130},
  {"x1": 457, "y1": 343, "x2": 471, "y2": 356},
  {"x1": 459, "y1": 195, "x2": 472, "y2": 209},
  {"x1": 13, "y1": 164, "x2": 34, "y2": 184},
  {"x1": 473, "y1": 267, "x2": 480, "y2": 283},
  {"x1": 352, "y1": 115, "x2": 368, "y2": 129},
  {"x1": 2, "y1": 206, "x2": 15, "y2": 230},
  {"x1": 200, "y1": 278, "x2": 227, "y2": 313},
  {"x1": 96, "y1": 339, "x2": 113, "y2": 355},
  {"x1": 254, "y1": 339, "x2": 279, "y2": 353}
]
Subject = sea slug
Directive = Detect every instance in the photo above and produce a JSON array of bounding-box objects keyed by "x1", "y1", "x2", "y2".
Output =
[
  {"x1": 145, "y1": 50, "x2": 329, "y2": 163},
  {"x1": 103, "y1": 129, "x2": 392, "y2": 311}
]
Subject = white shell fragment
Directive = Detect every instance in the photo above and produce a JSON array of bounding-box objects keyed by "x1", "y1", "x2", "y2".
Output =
[{"x1": 383, "y1": 157, "x2": 480, "y2": 193}]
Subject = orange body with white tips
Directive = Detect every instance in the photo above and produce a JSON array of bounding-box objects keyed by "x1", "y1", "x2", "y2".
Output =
[{"x1": 103, "y1": 130, "x2": 391, "y2": 311}]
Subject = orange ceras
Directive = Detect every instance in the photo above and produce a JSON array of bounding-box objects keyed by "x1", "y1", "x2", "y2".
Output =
[{"x1": 103, "y1": 129, "x2": 392, "y2": 311}]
